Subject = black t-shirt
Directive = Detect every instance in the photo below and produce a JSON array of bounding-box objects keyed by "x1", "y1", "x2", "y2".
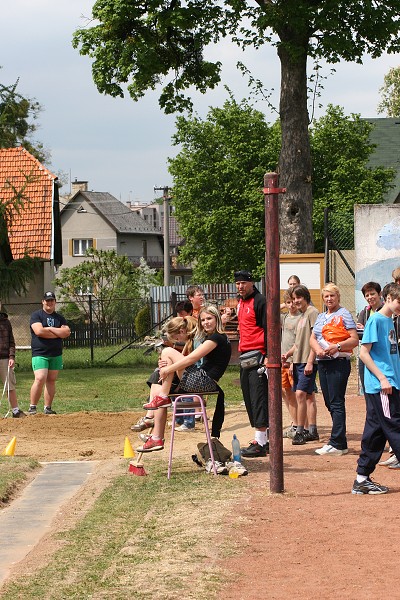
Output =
[
  {"x1": 30, "y1": 309, "x2": 67, "y2": 357},
  {"x1": 202, "y1": 331, "x2": 231, "y2": 381}
]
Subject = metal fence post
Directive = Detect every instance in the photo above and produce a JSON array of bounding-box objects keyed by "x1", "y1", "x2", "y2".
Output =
[{"x1": 88, "y1": 294, "x2": 94, "y2": 364}]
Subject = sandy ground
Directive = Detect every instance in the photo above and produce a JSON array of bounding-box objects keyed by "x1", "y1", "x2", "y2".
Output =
[{"x1": 1, "y1": 373, "x2": 400, "y2": 598}]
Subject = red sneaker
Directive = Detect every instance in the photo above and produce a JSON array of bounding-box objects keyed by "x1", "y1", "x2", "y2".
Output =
[
  {"x1": 143, "y1": 395, "x2": 171, "y2": 410},
  {"x1": 137, "y1": 437, "x2": 165, "y2": 452}
]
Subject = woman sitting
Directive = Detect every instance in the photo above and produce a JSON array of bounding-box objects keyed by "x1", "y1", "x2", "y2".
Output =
[
  {"x1": 137, "y1": 305, "x2": 231, "y2": 452},
  {"x1": 131, "y1": 316, "x2": 197, "y2": 432}
]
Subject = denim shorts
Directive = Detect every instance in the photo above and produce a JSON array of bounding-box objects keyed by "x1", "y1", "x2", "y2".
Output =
[{"x1": 293, "y1": 363, "x2": 317, "y2": 394}]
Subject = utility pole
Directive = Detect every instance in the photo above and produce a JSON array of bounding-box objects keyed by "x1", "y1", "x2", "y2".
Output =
[{"x1": 154, "y1": 185, "x2": 171, "y2": 286}]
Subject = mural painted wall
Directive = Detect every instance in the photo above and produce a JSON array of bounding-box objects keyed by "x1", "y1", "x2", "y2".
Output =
[{"x1": 354, "y1": 204, "x2": 400, "y2": 314}]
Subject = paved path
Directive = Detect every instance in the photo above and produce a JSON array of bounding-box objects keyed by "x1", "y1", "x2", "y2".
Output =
[{"x1": 0, "y1": 461, "x2": 95, "y2": 585}]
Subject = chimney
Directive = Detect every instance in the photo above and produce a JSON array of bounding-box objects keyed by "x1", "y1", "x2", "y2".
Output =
[{"x1": 71, "y1": 178, "x2": 88, "y2": 195}]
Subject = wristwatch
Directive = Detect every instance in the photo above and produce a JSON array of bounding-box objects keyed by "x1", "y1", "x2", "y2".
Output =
[{"x1": 336, "y1": 343, "x2": 341, "y2": 351}]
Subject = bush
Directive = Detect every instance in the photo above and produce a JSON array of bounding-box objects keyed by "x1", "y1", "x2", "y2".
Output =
[
  {"x1": 59, "y1": 301, "x2": 85, "y2": 324},
  {"x1": 135, "y1": 304, "x2": 151, "y2": 337}
]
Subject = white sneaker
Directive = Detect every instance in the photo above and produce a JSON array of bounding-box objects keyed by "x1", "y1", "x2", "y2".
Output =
[
  {"x1": 283, "y1": 425, "x2": 296, "y2": 439},
  {"x1": 315, "y1": 444, "x2": 348, "y2": 456},
  {"x1": 205, "y1": 459, "x2": 228, "y2": 475},
  {"x1": 379, "y1": 453, "x2": 398, "y2": 466},
  {"x1": 175, "y1": 424, "x2": 195, "y2": 432},
  {"x1": 226, "y1": 461, "x2": 248, "y2": 476}
]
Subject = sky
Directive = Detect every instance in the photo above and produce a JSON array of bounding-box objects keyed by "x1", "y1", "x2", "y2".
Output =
[{"x1": 1, "y1": 0, "x2": 399, "y2": 206}]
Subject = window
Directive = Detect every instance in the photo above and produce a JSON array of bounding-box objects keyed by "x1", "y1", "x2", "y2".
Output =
[
  {"x1": 73, "y1": 239, "x2": 93, "y2": 256},
  {"x1": 76, "y1": 284, "x2": 93, "y2": 296}
]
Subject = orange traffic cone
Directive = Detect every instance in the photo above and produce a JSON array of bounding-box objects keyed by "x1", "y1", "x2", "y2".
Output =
[
  {"x1": 123, "y1": 436, "x2": 135, "y2": 458},
  {"x1": 1, "y1": 436, "x2": 16, "y2": 457}
]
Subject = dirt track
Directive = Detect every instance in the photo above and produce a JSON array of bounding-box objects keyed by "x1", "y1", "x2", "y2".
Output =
[{"x1": 1, "y1": 375, "x2": 399, "y2": 599}]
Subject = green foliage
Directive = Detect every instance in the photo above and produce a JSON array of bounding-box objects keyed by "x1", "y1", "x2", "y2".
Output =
[
  {"x1": 0, "y1": 169, "x2": 42, "y2": 302},
  {"x1": 168, "y1": 98, "x2": 281, "y2": 281},
  {"x1": 310, "y1": 105, "x2": 395, "y2": 251},
  {"x1": 168, "y1": 102, "x2": 394, "y2": 272},
  {"x1": 378, "y1": 66, "x2": 400, "y2": 117},
  {"x1": 0, "y1": 73, "x2": 48, "y2": 163},
  {"x1": 73, "y1": 0, "x2": 400, "y2": 255},
  {"x1": 134, "y1": 304, "x2": 151, "y2": 337},
  {"x1": 73, "y1": 0, "x2": 400, "y2": 114},
  {"x1": 54, "y1": 250, "x2": 157, "y2": 326},
  {"x1": 58, "y1": 301, "x2": 86, "y2": 324},
  {"x1": 0, "y1": 255, "x2": 41, "y2": 301}
]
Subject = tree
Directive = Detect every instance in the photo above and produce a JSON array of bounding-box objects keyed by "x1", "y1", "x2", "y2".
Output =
[
  {"x1": 53, "y1": 249, "x2": 157, "y2": 327},
  {"x1": 168, "y1": 102, "x2": 394, "y2": 279},
  {"x1": 0, "y1": 73, "x2": 49, "y2": 163},
  {"x1": 169, "y1": 97, "x2": 281, "y2": 281},
  {"x1": 310, "y1": 105, "x2": 395, "y2": 251},
  {"x1": 0, "y1": 171, "x2": 41, "y2": 302},
  {"x1": 378, "y1": 66, "x2": 400, "y2": 117},
  {"x1": 73, "y1": 1, "x2": 400, "y2": 254}
]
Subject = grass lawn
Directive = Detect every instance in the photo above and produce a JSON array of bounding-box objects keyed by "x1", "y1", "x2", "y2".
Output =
[
  {"x1": 9, "y1": 365, "x2": 243, "y2": 414},
  {"x1": 0, "y1": 457, "x2": 40, "y2": 505}
]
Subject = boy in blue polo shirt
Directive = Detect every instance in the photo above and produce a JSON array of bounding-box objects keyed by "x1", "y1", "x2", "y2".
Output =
[{"x1": 352, "y1": 283, "x2": 400, "y2": 495}]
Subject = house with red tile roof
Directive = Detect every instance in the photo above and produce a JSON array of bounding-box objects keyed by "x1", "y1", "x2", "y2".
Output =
[{"x1": 0, "y1": 147, "x2": 62, "y2": 302}]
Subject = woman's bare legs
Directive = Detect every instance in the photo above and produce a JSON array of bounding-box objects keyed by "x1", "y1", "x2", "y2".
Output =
[{"x1": 157, "y1": 347, "x2": 186, "y2": 396}]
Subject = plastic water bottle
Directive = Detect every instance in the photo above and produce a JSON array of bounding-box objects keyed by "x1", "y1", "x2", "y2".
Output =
[{"x1": 232, "y1": 434, "x2": 241, "y2": 463}]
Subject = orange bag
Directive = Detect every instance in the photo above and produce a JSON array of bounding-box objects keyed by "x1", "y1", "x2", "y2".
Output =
[{"x1": 321, "y1": 315, "x2": 351, "y2": 345}]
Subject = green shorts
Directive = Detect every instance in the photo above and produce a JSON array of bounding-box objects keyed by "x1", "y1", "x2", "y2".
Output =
[{"x1": 32, "y1": 355, "x2": 63, "y2": 371}]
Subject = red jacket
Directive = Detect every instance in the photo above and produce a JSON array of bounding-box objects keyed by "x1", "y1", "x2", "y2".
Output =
[{"x1": 237, "y1": 287, "x2": 267, "y2": 354}]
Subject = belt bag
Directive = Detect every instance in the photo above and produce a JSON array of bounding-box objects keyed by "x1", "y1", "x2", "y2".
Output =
[{"x1": 239, "y1": 350, "x2": 264, "y2": 370}]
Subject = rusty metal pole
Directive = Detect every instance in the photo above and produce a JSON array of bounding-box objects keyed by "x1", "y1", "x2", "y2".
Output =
[{"x1": 264, "y1": 172, "x2": 286, "y2": 493}]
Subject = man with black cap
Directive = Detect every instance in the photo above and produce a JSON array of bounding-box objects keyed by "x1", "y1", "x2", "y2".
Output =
[
  {"x1": 235, "y1": 270, "x2": 269, "y2": 457},
  {"x1": 29, "y1": 292, "x2": 71, "y2": 415}
]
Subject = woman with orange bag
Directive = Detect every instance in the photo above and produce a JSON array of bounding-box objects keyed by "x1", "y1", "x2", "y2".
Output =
[{"x1": 310, "y1": 283, "x2": 359, "y2": 455}]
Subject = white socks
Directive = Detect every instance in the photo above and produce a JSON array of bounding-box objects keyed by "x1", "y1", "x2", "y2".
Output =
[{"x1": 255, "y1": 430, "x2": 267, "y2": 446}]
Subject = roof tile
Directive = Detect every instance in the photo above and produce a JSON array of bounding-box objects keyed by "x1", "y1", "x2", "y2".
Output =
[{"x1": 0, "y1": 147, "x2": 56, "y2": 259}]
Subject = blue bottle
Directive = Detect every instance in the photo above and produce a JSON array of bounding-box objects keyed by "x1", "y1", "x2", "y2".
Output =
[{"x1": 232, "y1": 434, "x2": 241, "y2": 463}]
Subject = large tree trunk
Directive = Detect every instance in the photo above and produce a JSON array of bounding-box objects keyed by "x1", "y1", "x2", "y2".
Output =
[{"x1": 277, "y1": 41, "x2": 314, "y2": 254}]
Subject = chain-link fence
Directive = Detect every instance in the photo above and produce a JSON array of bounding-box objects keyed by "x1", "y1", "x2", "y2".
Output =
[
  {"x1": 5, "y1": 290, "x2": 242, "y2": 369},
  {"x1": 324, "y1": 208, "x2": 355, "y2": 318},
  {"x1": 4, "y1": 298, "x2": 159, "y2": 369}
]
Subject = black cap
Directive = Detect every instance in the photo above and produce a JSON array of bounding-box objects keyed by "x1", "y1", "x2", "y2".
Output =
[
  {"x1": 234, "y1": 270, "x2": 254, "y2": 282},
  {"x1": 43, "y1": 291, "x2": 56, "y2": 300}
]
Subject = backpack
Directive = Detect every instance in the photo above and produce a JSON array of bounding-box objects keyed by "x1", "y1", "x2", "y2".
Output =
[{"x1": 197, "y1": 438, "x2": 232, "y2": 463}]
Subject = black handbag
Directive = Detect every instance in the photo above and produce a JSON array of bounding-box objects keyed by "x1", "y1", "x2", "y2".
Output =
[{"x1": 179, "y1": 365, "x2": 218, "y2": 393}]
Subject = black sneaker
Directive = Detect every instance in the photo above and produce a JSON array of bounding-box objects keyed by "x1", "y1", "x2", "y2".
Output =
[
  {"x1": 12, "y1": 409, "x2": 26, "y2": 418},
  {"x1": 44, "y1": 406, "x2": 57, "y2": 415},
  {"x1": 241, "y1": 441, "x2": 268, "y2": 458},
  {"x1": 351, "y1": 478, "x2": 389, "y2": 495},
  {"x1": 28, "y1": 406, "x2": 37, "y2": 415},
  {"x1": 303, "y1": 429, "x2": 320, "y2": 442},
  {"x1": 292, "y1": 431, "x2": 306, "y2": 445}
]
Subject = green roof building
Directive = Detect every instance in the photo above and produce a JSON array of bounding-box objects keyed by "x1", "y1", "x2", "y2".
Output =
[{"x1": 366, "y1": 118, "x2": 400, "y2": 204}]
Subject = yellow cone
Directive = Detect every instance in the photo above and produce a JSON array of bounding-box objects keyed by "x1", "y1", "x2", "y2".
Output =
[
  {"x1": 124, "y1": 436, "x2": 135, "y2": 458},
  {"x1": 1, "y1": 436, "x2": 16, "y2": 457}
]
